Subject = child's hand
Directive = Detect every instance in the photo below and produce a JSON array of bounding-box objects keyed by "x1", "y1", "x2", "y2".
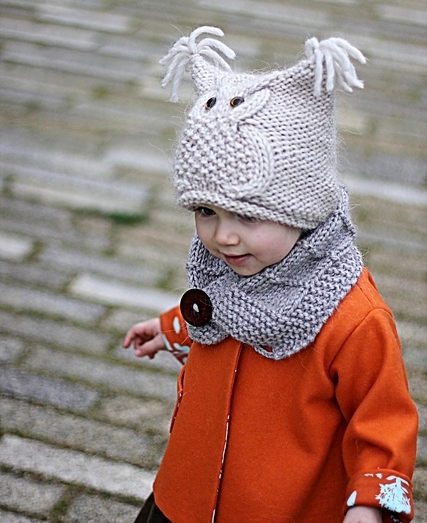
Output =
[
  {"x1": 343, "y1": 506, "x2": 382, "y2": 523},
  {"x1": 122, "y1": 318, "x2": 165, "y2": 359}
]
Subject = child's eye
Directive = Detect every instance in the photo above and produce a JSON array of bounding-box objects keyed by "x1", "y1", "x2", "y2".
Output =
[{"x1": 196, "y1": 207, "x2": 216, "y2": 217}]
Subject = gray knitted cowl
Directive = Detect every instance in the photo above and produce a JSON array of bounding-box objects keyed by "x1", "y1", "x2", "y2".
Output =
[{"x1": 185, "y1": 187, "x2": 363, "y2": 360}]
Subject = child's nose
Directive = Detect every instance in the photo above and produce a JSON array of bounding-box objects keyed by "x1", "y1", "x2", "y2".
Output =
[{"x1": 214, "y1": 220, "x2": 239, "y2": 246}]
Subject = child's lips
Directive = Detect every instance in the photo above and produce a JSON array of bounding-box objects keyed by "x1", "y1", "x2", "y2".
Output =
[{"x1": 222, "y1": 253, "x2": 250, "y2": 266}]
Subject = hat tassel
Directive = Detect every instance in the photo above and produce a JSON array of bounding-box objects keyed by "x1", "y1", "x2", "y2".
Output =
[
  {"x1": 305, "y1": 37, "x2": 366, "y2": 97},
  {"x1": 159, "y1": 26, "x2": 236, "y2": 102}
]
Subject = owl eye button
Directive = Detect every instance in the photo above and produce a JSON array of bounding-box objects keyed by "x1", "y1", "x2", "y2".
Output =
[
  {"x1": 205, "y1": 97, "x2": 217, "y2": 110},
  {"x1": 230, "y1": 96, "x2": 244, "y2": 107},
  {"x1": 180, "y1": 289, "x2": 213, "y2": 327}
]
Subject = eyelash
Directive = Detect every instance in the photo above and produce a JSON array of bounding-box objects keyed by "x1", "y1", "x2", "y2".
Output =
[
  {"x1": 196, "y1": 207, "x2": 258, "y2": 223},
  {"x1": 196, "y1": 207, "x2": 215, "y2": 217}
]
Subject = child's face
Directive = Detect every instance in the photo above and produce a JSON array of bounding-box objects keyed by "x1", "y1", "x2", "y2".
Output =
[{"x1": 195, "y1": 205, "x2": 301, "y2": 276}]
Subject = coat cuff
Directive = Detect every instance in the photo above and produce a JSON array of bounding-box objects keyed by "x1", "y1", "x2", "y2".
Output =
[
  {"x1": 160, "y1": 306, "x2": 191, "y2": 364},
  {"x1": 345, "y1": 469, "x2": 414, "y2": 522}
]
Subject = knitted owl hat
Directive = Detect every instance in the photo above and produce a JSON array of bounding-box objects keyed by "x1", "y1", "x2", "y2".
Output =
[{"x1": 160, "y1": 26, "x2": 366, "y2": 230}]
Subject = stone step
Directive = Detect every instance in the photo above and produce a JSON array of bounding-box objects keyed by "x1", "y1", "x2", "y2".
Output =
[
  {"x1": 0, "y1": 129, "x2": 111, "y2": 180},
  {"x1": 96, "y1": 391, "x2": 173, "y2": 434},
  {"x1": 0, "y1": 366, "x2": 99, "y2": 413},
  {"x1": 0, "y1": 230, "x2": 34, "y2": 262},
  {"x1": 0, "y1": 435, "x2": 154, "y2": 501},
  {"x1": 1, "y1": 127, "x2": 169, "y2": 179},
  {"x1": 35, "y1": 3, "x2": 131, "y2": 33},
  {"x1": 69, "y1": 273, "x2": 180, "y2": 313},
  {"x1": 0, "y1": 397, "x2": 159, "y2": 468},
  {"x1": 345, "y1": 175, "x2": 427, "y2": 208},
  {"x1": 355, "y1": 35, "x2": 427, "y2": 72},
  {"x1": 357, "y1": 229, "x2": 427, "y2": 254},
  {"x1": 198, "y1": 0, "x2": 329, "y2": 30},
  {"x1": 0, "y1": 259, "x2": 71, "y2": 292},
  {"x1": 0, "y1": 62, "x2": 134, "y2": 103},
  {"x1": 0, "y1": 471, "x2": 65, "y2": 519},
  {"x1": 0, "y1": 282, "x2": 106, "y2": 325},
  {"x1": 0, "y1": 15, "x2": 97, "y2": 51},
  {"x1": 2, "y1": 160, "x2": 150, "y2": 215},
  {"x1": 365, "y1": 249, "x2": 427, "y2": 283},
  {"x1": 2, "y1": 40, "x2": 148, "y2": 82},
  {"x1": 0, "y1": 509, "x2": 44, "y2": 522},
  {"x1": 0, "y1": 214, "x2": 111, "y2": 253},
  {"x1": 23, "y1": 346, "x2": 177, "y2": 401},
  {"x1": 39, "y1": 245, "x2": 162, "y2": 287},
  {"x1": 0, "y1": 336, "x2": 25, "y2": 363},
  {"x1": 345, "y1": 150, "x2": 426, "y2": 187},
  {"x1": 0, "y1": 311, "x2": 112, "y2": 354},
  {"x1": 376, "y1": 4, "x2": 427, "y2": 28},
  {"x1": 59, "y1": 493, "x2": 139, "y2": 523},
  {"x1": 373, "y1": 273, "x2": 427, "y2": 325}
]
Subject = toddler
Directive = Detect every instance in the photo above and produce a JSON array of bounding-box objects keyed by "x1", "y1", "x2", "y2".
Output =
[{"x1": 123, "y1": 27, "x2": 418, "y2": 523}]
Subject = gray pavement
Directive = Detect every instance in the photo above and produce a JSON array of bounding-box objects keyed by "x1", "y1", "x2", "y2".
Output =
[{"x1": 0, "y1": 0, "x2": 426, "y2": 521}]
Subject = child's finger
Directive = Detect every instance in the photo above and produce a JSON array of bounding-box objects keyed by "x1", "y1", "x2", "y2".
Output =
[
  {"x1": 123, "y1": 325, "x2": 148, "y2": 348},
  {"x1": 134, "y1": 334, "x2": 164, "y2": 358},
  {"x1": 122, "y1": 330, "x2": 135, "y2": 348}
]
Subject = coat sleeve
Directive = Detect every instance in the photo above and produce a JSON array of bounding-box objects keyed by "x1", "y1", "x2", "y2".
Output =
[
  {"x1": 159, "y1": 305, "x2": 191, "y2": 364},
  {"x1": 331, "y1": 307, "x2": 418, "y2": 523}
]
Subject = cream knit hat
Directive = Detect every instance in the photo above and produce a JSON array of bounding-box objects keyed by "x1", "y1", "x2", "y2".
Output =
[{"x1": 160, "y1": 27, "x2": 366, "y2": 230}]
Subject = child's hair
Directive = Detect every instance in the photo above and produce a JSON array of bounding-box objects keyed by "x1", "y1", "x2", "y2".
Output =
[{"x1": 160, "y1": 26, "x2": 366, "y2": 230}]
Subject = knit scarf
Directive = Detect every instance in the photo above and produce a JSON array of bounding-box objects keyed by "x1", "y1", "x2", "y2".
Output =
[{"x1": 185, "y1": 187, "x2": 363, "y2": 360}]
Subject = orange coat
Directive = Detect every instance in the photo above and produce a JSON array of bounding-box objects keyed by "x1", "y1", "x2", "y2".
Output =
[{"x1": 153, "y1": 269, "x2": 418, "y2": 523}]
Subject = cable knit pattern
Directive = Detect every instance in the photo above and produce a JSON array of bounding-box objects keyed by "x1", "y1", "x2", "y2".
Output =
[
  {"x1": 185, "y1": 187, "x2": 363, "y2": 359},
  {"x1": 160, "y1": 27, "x2": 366, "y2": 230}
]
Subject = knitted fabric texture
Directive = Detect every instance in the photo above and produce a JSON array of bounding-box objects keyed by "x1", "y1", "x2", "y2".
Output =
[
  {"x1": 185, "y1": 186, "x2": 363, "y2": 359},
  {"x1": 160, "y1": 27, "x2": 366, "y2": 230}
]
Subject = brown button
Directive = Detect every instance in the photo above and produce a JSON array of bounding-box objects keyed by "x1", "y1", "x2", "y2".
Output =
[{"x1": 180, "y1": 289, "x2": 212, "y2": 327}]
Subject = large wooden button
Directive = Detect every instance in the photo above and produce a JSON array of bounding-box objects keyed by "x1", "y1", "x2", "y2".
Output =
[{"x1": 180, "y1": 289, "x2": 212, "y2": 327}]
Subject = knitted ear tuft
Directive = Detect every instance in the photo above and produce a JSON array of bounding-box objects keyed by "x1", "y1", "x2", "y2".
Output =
[
  {"x1": 159, "y1": 26, "x2": 236, "y2": 102},
  {"x1": 304, "y1": 37, "x2": 366, "y2": 97}
]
